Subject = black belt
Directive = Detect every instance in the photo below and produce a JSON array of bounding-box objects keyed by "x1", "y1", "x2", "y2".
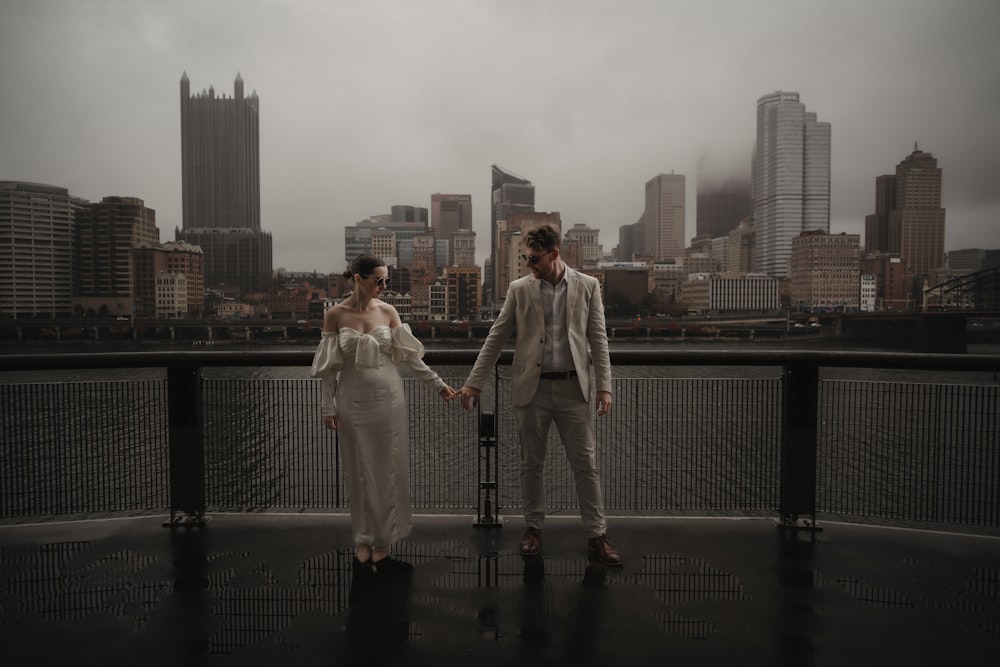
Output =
[{"x1": 540, "y1": 370, "x2": 577, "y2": 380}]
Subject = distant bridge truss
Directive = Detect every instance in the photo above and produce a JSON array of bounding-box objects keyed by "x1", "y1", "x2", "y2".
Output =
[{"x1": 925, "y1": 267, "x2": 1000, "y2": 312}]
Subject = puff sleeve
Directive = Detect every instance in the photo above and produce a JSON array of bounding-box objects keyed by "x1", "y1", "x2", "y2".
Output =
[
  {"x1": 390, "y1": 324, "x2": 447, "y2": 394},
  {"x1": 310, "y1": 332, "x2": 344, "y2": 416}
]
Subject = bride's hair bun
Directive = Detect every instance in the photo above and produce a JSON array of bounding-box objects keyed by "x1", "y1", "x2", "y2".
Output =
[{"x1": 345, "y1": 254, "x2": 385, "y2": 280}]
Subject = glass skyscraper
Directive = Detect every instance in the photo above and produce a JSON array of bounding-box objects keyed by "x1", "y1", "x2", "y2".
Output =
[{"x1": 752, "y1": 91, "x2": 830, "y2": 277}]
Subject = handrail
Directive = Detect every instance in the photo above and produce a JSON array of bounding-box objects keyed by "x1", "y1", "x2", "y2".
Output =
[{"x1": 3, "y1": 348, "x2": 997, "y2": 371}]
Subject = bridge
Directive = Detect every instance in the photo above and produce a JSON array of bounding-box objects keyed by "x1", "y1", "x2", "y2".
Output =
[
  {"x1": 925, "y1": 266, "x2": 1000, "y2": 311},
  {"x1": 835, "y1": 268, "x2": 1000, "y2": 352}
]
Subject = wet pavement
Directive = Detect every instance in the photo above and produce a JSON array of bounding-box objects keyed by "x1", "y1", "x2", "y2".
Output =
[{"x1": 1, "y1": 513, "x2": 999, "y2": 666}]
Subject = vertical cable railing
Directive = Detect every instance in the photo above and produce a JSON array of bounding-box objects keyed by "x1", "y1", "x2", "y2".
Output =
[
  {"x1": 2, "y1": 350, "x2": 998, "y2": 530},
  {"x1": 817, "y1": 380, "x2": 1000, "y2": 526},
  {"x1": 404, "y1": 375, "x2": 479, "y2": 511},
  {"x1": 0, "y1": 379, "x2": 169, "y2": 516},
  {"x1": 200, "y1": 374, "x2": 478, "y2": 513},
  {"x1": 203, "y1": 378, "x2": 339, "y2": 510},
  {"x1": 483, "y1": 372, "x2": 784, "y2": 515}
]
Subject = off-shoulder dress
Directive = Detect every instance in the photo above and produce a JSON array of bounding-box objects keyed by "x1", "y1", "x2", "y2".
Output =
[{"x1": 310, "y1": 324, "x2": 447, "y2": 546}]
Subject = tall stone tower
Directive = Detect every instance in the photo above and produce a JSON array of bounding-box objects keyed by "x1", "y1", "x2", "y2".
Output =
[{"x1": 177, "y1": 72, "x2": 272, "y2": 296}]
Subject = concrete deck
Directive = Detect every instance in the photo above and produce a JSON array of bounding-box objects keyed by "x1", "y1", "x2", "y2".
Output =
[{"x1": 1, "y1": 514, "x2": 999, "y2": 666}]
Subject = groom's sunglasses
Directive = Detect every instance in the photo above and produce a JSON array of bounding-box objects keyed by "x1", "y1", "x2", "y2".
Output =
[{"x1": 521, "y1": 249, "x2": 553, "y2": 265}]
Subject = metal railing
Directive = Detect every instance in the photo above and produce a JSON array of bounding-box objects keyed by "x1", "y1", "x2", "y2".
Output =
[{"x1": 1, "y1": 349, "x2": 998, "y2": 530}]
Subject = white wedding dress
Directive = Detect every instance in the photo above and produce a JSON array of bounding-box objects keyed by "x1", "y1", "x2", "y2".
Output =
[{"x1": 310, "y1": 324, "x2": 446, "y2": 546}]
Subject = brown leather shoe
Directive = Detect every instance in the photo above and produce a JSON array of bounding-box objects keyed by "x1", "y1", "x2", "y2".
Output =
[
  {"x1": 588, "y1": 534, "x2": 622, "y2": 566},
  {"x1": 519, "y1": 527, "x2": 541, "y2": 557}
]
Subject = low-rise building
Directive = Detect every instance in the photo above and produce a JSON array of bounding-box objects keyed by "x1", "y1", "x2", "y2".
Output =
[
  {"x1": 680, "y1": 272, "x2": 779, "y2": 313},
  {"x1": 790, "y1": 231, "x2": 861, "y2": 310},
  {"x1": 155, "y1": 272, "x2": 187, "y2": 319}
]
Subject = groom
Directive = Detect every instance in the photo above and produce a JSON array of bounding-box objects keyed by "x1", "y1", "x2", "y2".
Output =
[{"x1": 459, "y1": 223, "x2": 621, "y2": 566}]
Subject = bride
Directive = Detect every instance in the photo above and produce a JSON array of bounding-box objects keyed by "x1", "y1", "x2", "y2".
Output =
[{"x1": 310, "y1": 254, "x2": 457, "y2": 566}]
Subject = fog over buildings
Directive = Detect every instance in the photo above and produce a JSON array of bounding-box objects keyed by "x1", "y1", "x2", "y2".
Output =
[{"x1": 2, "y1": 0, "x2": 999, "y2": 273}]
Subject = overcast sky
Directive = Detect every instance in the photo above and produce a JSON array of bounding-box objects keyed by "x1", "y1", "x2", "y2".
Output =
[{"x1": 2, "y1": 0, "x2": 998, "y2": 272}]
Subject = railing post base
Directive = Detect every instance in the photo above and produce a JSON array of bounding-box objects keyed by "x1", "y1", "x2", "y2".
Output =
[
  {"x1": 163, "y1": 512, "x2": 210, "y2": 529},
  {"x1": 473, "y1": 516, "x2": 504, "y2": 528},
  {"x1": 774, "y1": 516, "x2": 823, "y2": 532}
]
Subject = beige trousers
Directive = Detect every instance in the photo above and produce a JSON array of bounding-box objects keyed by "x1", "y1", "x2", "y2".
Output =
[{"x1": 513, "y1": 378, "x2": 607, "y2": 537}]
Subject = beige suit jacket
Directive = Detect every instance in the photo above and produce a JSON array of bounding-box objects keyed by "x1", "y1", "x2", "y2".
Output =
[{"x1": 465, "y1": 268, "x2": 612, "y2": 407}]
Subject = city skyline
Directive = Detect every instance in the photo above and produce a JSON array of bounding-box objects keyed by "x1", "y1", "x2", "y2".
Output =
[{"x1": 2, "y1": 1, "x2": 999, "y2": 273}]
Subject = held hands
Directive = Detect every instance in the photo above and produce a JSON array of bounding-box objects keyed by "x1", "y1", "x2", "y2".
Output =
[
  {"x1": 439, "y1": 385, "x2": 459, "y2": 401},
  {"x1": 459, "y1": 386, "x2": 480, "y2": 411}
]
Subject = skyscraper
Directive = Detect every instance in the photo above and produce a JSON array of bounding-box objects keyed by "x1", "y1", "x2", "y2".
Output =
[
  {"x1": 888, "y1": 147, "x2": 945, "y2": 279},
  {"x1": 0, "y1": 181, "x2": 83, "y2": 318},
  {"x1": 864, "y1": 175, "x2": 896, "y2": 254},
  {"x1": 644, "y1": 173, "x2": 686, "y2": 261},
  {"x1": 696, "y1": 178, "x2": 752, "y2": 240},
  {"x1": 490, "y1": 165, "x2": 534, "y2": 302},
  {"x1": 431, "y1": 193, "x2": 472, "y2": 265},
  {"x1": 613, "y1": 218, "x2": 644, "y2": 262},
  {"x1": 177, "y1": 72, "x2": 272, "y2": 296},
  {"x1": 74, "y1": 196, "x2": 159, "y2": 316},
  {"x1": 864, "y1": 146, "x2": 946, "y2": 287},
  {"x1": 752, "y1": 91, "x2": 831, "y2": 277},
  {"x1": 75, "y1": 197, "x2": 159, "y2": 295}
]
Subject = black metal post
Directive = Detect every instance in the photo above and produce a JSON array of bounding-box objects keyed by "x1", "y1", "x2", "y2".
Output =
[
  {"x1": 475, "y1": 410, "x2": 502, "y2": 527},
  {"x1": 164, "y1": 363, "x2": 206, "y2": 527},
  {"x1": 778, "y1": 363, "x2": 821, "y2": 532}
]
